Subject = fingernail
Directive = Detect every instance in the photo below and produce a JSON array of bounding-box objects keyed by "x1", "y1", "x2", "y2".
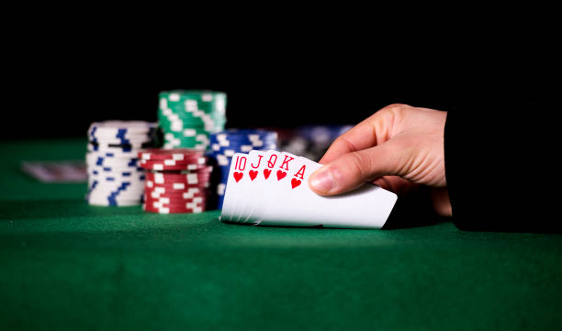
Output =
[{"x1": 310, "y1": 168, "x2": 334, "y2": 193}]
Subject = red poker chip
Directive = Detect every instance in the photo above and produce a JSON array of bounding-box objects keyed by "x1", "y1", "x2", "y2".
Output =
[
  {"x1": 145, "y1": 186, "x2": 209, "y2": 193},
  {"x1": 144, "y1": 195, "x2": 208, "y2": 202},
  {"x1": 143, "y1": 203, "x2": 207, "y2": 211},
  {"x1": 144, "y1": 198, "x2": 207, "y2": 208},
  {"x1": 146, "y1": 167, "x2": 213, "y2": 175},
  {"x1": 144, "y1": 191, "x2": 207, "y2": 200},
  {"x1": 143, "y1": 204, "x2": 206, "y2": 214},
  {"x1": 145, "y1": 187, "x2": 209, "y2": 197},
  {"x1": 138, "y1": 148, "x2": 206, "y2": 161},
  {"x1": 145, "y1": 174, "x2": 212, "y2": 186},
  {"x1": 139, "y1": 156, "x2": 208, "y2": 166},
  {"x1": 145, "y1": 197, "x2": 206, "y2": 205},
  {"x1": 145, "y1": 170, "x2": 212, "y2": 179},
  {"x1": 145, "y1": 177, "x2": 211, "y2": 186},
  {"x1": 139, "y1": 162, "x2": 209, "y2": 171},
  {"x1": 139, "y1": 159, "x2": 207, "y2": 166},
  {"x1": 145, "y1": 182, "x2": 211, "y2": 191},
  {"x1": 144, "y1": 190, "x2": 208, "y2": 199},
  {"x1": 144, "y1": 190, "x2": 208, "y2": 198}
]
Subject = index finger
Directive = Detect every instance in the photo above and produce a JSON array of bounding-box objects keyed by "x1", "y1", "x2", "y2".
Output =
[{"x1": 319, "y1": 106, "x2": 396, "y2": 164}]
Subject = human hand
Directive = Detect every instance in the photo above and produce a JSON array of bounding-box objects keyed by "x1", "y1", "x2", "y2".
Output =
[{"x1": 308, "y1": 104, "x2": 452, "y2": 216}]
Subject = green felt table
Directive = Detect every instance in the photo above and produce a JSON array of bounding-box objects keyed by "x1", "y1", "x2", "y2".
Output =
[{"x1": 1, "y1": 139, "x2": 561, "y2": 330}]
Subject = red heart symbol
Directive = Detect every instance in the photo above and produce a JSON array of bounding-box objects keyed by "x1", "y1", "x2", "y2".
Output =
[
  {"x1": 263, "y1": 169, "x2": 271, "y2": 179},
  {"x1": 249, "y1": 170, "x2": 258, "y2": 181},
  {"x1": 233, "y1": 172, "x2": 243, "y2": 182},
  {"x1": 291, "y1": 178, "x2": 301, "y2": 189},
  {"x1": 277, "y1": 170, "x2": 287, "y2": 181}
]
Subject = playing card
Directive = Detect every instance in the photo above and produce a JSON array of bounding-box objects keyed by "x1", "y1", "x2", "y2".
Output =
[
  {"x1": 246, "y1": 150, "x2": 296, "y2": 224},
  {"x1": 236, "y1": 150, "x2": 267, "y2": 223},
  {"x1": 220, "y1": 152, "x2": 249, "y2": 221},
  {"x1": 256, "y1": 151, "x2": 302, "y2": 224},
  {"x1": 21, "y1": 160, "x2": 88, "y2": 183},
  {"x1": 278, "y1": 155, "x2": 397, "y2": 228},
  {"x1": 221, "y1": 150, "x2": 398, "y2": 229}
]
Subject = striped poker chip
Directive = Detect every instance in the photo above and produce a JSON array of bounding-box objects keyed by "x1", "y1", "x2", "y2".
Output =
[{"x1": 86, "y1": 120, "x2": 156, "y2": 207}]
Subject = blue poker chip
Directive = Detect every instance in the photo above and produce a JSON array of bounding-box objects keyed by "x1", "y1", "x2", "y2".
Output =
[
  {"x1": 210, "y1": 138, "x2": 277, "y2": 146},
  {"x1": 209, "y1": 135, "x2": 278, "y2": 142},
  {"x1": 211, "y1": 129, "x2": 277, "y2": 137},
  {"x1": 216, "y1": 195, "x2": 225, "y2": 210},
  {"x1": 209, "y1": 145, "x2": 278, "y2": 156},
  {"x1": 296, "y1": 125, "x2": 352, "y2": 144},
  {"x1": 210, "y1": 129, "x2": 278, "y2": 144}
]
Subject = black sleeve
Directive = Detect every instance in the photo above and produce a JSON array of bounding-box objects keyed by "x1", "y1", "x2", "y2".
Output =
[{"x1": 444, "y1": 94, "x2": 560, "y2": 233}]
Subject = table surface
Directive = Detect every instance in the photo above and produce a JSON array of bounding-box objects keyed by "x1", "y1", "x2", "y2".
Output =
[{"x1": 1, "y1": 139, "x2": 561, "y2": 330}]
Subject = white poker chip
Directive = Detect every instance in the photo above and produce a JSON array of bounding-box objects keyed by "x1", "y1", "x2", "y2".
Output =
[
  {"x1": 88, "y1": 121, "x2": 157, "y2": 135},
  {"x1": 87, "y1": 198, "x2": 142, "y2": 206}
]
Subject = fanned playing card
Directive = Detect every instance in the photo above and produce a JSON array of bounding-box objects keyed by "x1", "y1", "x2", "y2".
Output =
[{"x1": 220, "y1": 150, "x2": 397, "y2": 229}]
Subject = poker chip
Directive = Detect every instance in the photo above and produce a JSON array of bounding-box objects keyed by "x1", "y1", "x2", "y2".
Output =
[
  {"x1": 138, "y1": 149, "x2": 209, "y2": 171},
  {"x1": 89, "y1": 198, "x2": 143, "y2": 207},
  {"x1": 276, "y1": 125, "x2": 353, "y2": 161},
  {"x1": 146, "y1": 181, "x2": 211, "y2": 192},
  {"x1": 138, "y1": 160, "x2": 209, "y2": 171},
  {"x1": 208, "y1": 129, "x2": 278, "y2": 209},
  {"x1": 89, "y1": 141, "x2": 153, "y2": 150},
  {"x1": 144, "y1": 196, "x2": 206, "y2": 207},
  {"x1": 146, "y1": 170, "x2": 211, "y2": 183},
  {"x1": 139, "y1": 148, "x2": 206, "y2": 161},
  {"x1": 143, "y1": 204, "x2": 205, "y2": 214},
  {"x1": 145, "y1": 186, "x2": 208, "y2": 199},
  {"x1": 89, "y1": 121, "x2": 157, "y2": 138},
  {"x1": 157, "y1": 90, "x2": 227, "y2": 150},
  {"x1": 139, "y1": 148, "x2": 213, "y2": 214},
  {"x1": 86, "y1": 120, "x2": 157, "y2": 207}
]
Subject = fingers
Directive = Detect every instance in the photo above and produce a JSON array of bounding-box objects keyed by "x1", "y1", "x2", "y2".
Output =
[
  {"x1": 431, "y1": 188, "x2": 452, "y2": 217},
  {"x1": 309, "y1": 140, "x2": 406, "y2": 195},
  {"x1": 319, "y1": 106, "x2": 397, "y2": 164},
  {"x1": 372, "y1": 176, "x2": 418, "y2": 196}
]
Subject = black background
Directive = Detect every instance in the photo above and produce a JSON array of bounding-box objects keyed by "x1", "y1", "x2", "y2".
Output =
[
  {"x1": 3, "y1": 41, "x2": 478, "y2": 140},
  {"x1": 3, "y1": 27, "x2": 553, "y2": 141},
  {"x1": 2, "y1": 16, "x2": 556, "y2": 141}
]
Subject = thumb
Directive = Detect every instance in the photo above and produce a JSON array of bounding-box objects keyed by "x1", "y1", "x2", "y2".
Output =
[{"x1": 308, "y1": 141, "x2": 407, "y2": 195}]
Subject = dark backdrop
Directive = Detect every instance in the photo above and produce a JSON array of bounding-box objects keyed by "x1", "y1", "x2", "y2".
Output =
[
  {"x1": 3, "y1": 41, "x2": 536, "y2": 140},
  {"x1": 3, "y1": 45, "x2": 479, "y2": 140},
  {"x1": 3, "y1": 18, "x2": 556, "y2": 141}
]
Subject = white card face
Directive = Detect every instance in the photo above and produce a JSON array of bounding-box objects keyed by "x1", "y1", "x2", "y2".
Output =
[
  {"x1": 220, "y1": 152, "x2": 249, "y2": 221},
  {"x1": 257, "y1": 151, "x2": 305, "y2": 225},
  {"x1": 221, "y1": 150, "x2": 398, "y2": 229},
  {"x1": 246, "y1": 150, "x2": 280, "y2": 224},
  {"x1": 236, "y1": 150, "x2": 266, "y2": 223}
]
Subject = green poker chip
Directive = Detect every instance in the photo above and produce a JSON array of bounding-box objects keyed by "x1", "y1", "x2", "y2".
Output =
[{"x1": 157, "y1": 90, "x2": 226, "y2": 149}]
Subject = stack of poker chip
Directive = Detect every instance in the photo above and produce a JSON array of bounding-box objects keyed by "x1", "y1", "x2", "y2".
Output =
[
  {"x1": 138, "y1": 148, "x2": 212, "y2": 214},
  {"x1": 157, "y1": 90, "x2": 227, "y2": 150},
  {"x1": 279, "y1": 125, "x2": 353, "y2": 161},
  {"x1": 86, "y1": 121, "x2": 157, "y2": 206},
  {"x1": 208, "y1": 129, "x2": 278, "y2": 209}
]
